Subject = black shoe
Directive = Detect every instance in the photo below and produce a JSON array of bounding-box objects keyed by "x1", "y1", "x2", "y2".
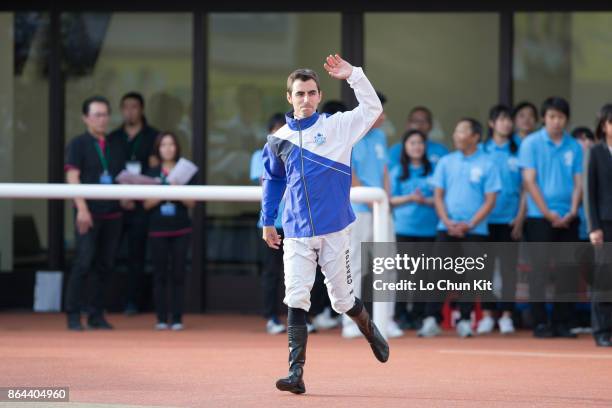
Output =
[
  {"x1": 595, "y1": 334, "x2": 612, "y2": 347},
  {"x1": 533, "y1": 324, "x2": 555, "y2": 338},
  {"x1": 67, "y1": 314, "x2": 83, "y2": 331},
  {"x1": 349, "y1": 300, "x2": 389, "y2": 363},
  {"x1": 276, "y1": 325, "x2": 307, "y2": 394},
  {"x1": 87, "y1": 315, "x2": 113, "y2": 330},
  {"x1": 554, "y1": 324, "x2": 578, "y2": 339}
]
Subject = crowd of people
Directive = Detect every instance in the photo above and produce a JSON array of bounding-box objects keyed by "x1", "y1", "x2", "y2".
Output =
[
  {"x1": 253, "y1": 95, "x2": 612, "y2": 348},
  {"x1": 64, "y1": 92, "x2": 194, "y2": 332},
  {"x1": 62, "y1": 87, "x2": 612, "y2": 349}
]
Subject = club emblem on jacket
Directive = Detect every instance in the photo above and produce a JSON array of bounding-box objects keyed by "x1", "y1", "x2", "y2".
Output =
[{"x1": 314, "y1": 133, "x2": 326, "y2": 145}]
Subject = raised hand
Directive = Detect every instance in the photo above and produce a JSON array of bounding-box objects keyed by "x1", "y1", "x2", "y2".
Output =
[{"x1": 323, "y1": 54, "x2": 353, "y2": 80}]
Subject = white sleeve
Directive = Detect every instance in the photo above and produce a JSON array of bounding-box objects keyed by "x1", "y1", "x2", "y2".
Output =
[{"x1": 332, "y1": 67, "x2": 383, "y2": 146}]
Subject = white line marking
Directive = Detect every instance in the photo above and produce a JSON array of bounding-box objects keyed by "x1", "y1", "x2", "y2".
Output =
[{"x1": 438, "y1": 349, "x2": 612, "y2": 360}]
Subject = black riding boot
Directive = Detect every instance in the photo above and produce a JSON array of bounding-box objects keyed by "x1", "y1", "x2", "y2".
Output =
[
  {"x1": 347, "y1": 298, "x2": 389, "y2": 363},
  {"x1": 276, "y1": 325, "x2": 307, "y2": 394}
]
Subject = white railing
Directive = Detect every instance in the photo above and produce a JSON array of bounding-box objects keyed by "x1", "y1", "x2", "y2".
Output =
[{"x1": 0, "y1": 183, "x2": 390, "y2": 336}]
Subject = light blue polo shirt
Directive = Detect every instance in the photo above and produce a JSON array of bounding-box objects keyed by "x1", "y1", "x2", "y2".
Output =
[
  {"x1": 251, "y1": 148, "x2": 283, "y2": 229},
  {"x1": 391, "y1": 165, "x2": 438, "y2": 237},
  {"x1": 388, "y1": 139, "x2": 449, "y2": 171},
  {"x1": 480, "y1": 139, "x2": 522, "y2": 224},
  {"x1": 351, "y1": 128, "x2": 388, "y2": 213},
  {"x1": 517, "y1": 128, "x2": 583, "y2": 218},
  {"x1": 431, "y1": 149, "x2": 501, "y2": 236}
]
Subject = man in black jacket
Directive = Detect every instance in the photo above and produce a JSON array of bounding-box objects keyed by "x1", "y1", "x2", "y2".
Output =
[{"x1": 587, "y1": 103, "x2": 612, "y2": 347}]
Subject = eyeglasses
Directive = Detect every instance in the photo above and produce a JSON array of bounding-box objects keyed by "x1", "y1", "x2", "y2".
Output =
[{"x1": 89, "y1": 112, "x2": 110, "y2": 119}]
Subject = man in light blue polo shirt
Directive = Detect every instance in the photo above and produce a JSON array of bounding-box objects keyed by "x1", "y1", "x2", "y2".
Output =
[
  {"x1": 388, "y1": 106, "x2": 449, "y2": 170},
  {"x1": 418, "y1": 118, "x2": 501, "y2": 339},
  {"x1": 518, "y1": 96, "x2": 583, "y2": 339}
]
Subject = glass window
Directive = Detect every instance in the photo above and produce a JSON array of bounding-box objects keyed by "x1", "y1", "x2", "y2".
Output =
[
  {"x1": 365, "y1": 13, "x2": 499, "y2": 148},
  {"x1": 514, "y1": 12, "x2": 612, "y2": 129},
  {"x1": 62, "y1": 12, "x2": 193, "y2": 248},
  {"x1": 205, "y1": 13, "x2": 341, "y2": 298},
  {"x1": 208, "y1": 13, "x2": 341, "y2": 213},
  {"x1": 0, "y1": 12, "x2": 49, "y2": 271}
]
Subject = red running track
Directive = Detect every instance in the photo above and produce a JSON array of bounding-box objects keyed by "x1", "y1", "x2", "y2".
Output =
[{"x1": 1, "y1": 313, "x2": 611, "y2": 408}]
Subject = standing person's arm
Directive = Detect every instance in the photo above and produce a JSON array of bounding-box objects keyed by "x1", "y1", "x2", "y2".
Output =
[
  {"x1": 261, "y1": 142, "x2": 287, "y2": 249},
  {"x1": 511, "y1": 191, "x2": 527, "y2": 240},
  {"x1": 587, "y1": 147, "x2": 603, "y2": 245},
  {"x1": 460, "y1": 161, "x2": 501, "y2": 234},
  {"x1": 434, "y1": 188, "x2": 460, "y2": 237},
  {"x1": 323, "y1": 54, "x2": 383, "y2": 146},
  {"x1": 66, "y1": 169, "x2": 93, "y2": 235},
  {"x1": 431, "y1": 158, "x2": 459, "y2": 236},
  {"x1": 522, "y1": 169, "x2": 559, "y2": 223},
  {"x1": 518, "y1": 139, "x2": 561, "y2": 226},
  {"x1": 464, "y1": 193, "x2": 497, "y2": 232},
  {"x1": 560, "y1": 174, "x2": 582, "y2": 228},
  {"x1": 65, "y1": 140, "x2": 93, "y2": 235},
  {"x1": 383, "y1": 166, "x2": 391, "y2": 198}
]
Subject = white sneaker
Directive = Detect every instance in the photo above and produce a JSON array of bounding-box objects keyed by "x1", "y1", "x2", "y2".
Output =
[
  {"x1": 342, "y1": 319, "x2": 362, "y2": 339},
  {"x1": 456, "y1": 320, "x2": 473, "y2": 338},
  {"x1": 171, "y1": 323, "x2": 184, "y2": 331},
  {"x1": 417, "y1": 317, "x2": 441, "y2": 337},
  {"x1": 266, "y1": 319, "x2": 286, "y2": 335},
  {"x1": 476, "y1": 316, "x2": 495, "y2": 334},
  {"x1": 498, "y1": 316, "x2": 515, "y2": 334},
  {"x1": 313, "y1": 307, "x2": 339, "y2": 330},
  {"x1": 155, "y1": 322, "x2": 169, "y2": 331},
  {"x1": 386, "y1": 319, "x2": 405, "y2": 338}
]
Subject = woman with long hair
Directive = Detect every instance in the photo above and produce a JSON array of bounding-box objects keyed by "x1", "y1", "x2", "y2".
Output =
[
  {"x1": 144, "y1": 132, "x2": 196, "y2": 331},
  {"x1": 477, "y1": 104, "x2": 525, "y2": 335}
]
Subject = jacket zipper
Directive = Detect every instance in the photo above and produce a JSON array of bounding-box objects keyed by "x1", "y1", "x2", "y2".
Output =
[{"x1": 297, "y1": 120, "x2": 316, "y2": 236}]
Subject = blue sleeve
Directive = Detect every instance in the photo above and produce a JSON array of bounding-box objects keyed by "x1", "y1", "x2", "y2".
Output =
[
  {"x1": 249, "y1": 149, "x2": 263, "y2": 183},
  {"x1": 573, "y1": 144, "x2": 583, "y2": 175},
  {"x1": 390, "y1": 168, "x2": 401, "y2": 196},
  {"x1": 388, "y1": 143, "x2": 401, "y2": 169},
  {"x1": 431, "y1": 157, "x2": 446, "y2": 189},
  {"x1": 380, "y1": 131, "x2": 390, "y2": 166},
  {"x1": 484, "y1": 160, "x2": 502, "y2": 193},
  {"x1": 518, "y1": 138, "x2": 535, "y2": 169},
  {"x1": 261, "y1": 143, "x2": 287, "y2": 227}
]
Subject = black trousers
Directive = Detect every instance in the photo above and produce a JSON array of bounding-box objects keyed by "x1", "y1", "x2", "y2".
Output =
[
  {"x1": 261, "y1": 229, "x2": 284, "y2": 320},
  {"x1": 65, "y1": 216, "x2": 123, "y2": 317},
  {"x1": 424, "y1": 232, "x2": 488, "y2": 322},
  {"x1": 592, "y1": 221, "x2": 612, "y2": 337},
  {"x1": 483, "y1": 224, "x2": 519, "y2": 313},
  {"x1": 524, "y1": 217, "x2": 579, "y2": 328},
  {"x1": 394, "y1": 235, "x2": 436, "y2": 320},
  {"x1": 121, "y1": 207, "x2": 149, "y2": 307},
  {"x1": 150, "y1": 233, "x2": 190, "y2": 323}
]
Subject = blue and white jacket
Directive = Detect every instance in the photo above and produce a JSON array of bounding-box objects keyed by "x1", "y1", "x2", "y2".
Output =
[{"x1": 260, "y1": 67, "x2": 383, "y2": 238}]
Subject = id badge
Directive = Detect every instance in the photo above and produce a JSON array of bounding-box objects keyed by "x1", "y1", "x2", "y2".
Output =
[
  {"x1": 99, "y1": 171, "x2": 113, "y2": 185},
  {"x1": 126, "y1": 161, "x2": 142, "y2": 175},
  {"x1": 160, "y1": 202, "x2": 176, "y2": 217}
]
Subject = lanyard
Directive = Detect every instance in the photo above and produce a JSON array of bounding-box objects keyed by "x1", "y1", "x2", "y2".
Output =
[
  {"x1": 160, "y1": 168, "x2": 169, "y2": 185},
  {"x1": 128, "y1": 134, "x2": 142, "y2": 160},
  {"x1": 94, "y1": 139, "x2": 110, "y2": 171}
]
